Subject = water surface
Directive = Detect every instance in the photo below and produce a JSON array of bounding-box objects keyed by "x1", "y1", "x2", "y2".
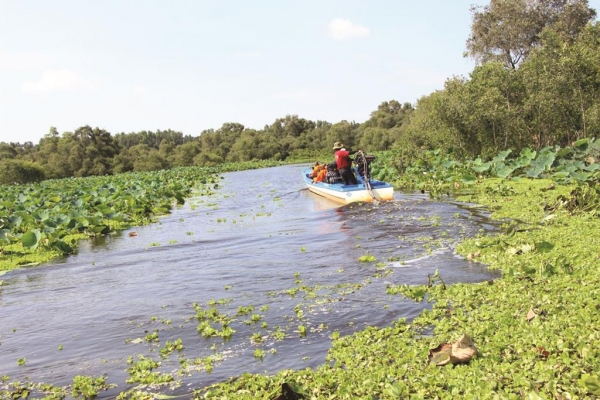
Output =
[{"x1": 0, "y1": 164, "x2": 499, "y2": 397}]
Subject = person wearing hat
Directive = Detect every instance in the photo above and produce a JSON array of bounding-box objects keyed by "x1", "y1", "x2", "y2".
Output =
[{"x1": 332, "y1": 142, "x2": 359, "y2": 185}]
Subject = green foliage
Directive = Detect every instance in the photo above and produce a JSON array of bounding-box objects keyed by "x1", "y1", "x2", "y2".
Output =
[
  {"x1": 192, "y1": 157, "x2": 600, "y2": 399},
  {"x1": 125, "y1": 355, "x2": 173, "y2": 384},
  {"x1": 71, "y1": 375, "x2": 111, "y2": 398},
  {"x1": 0, "y1": 166, "x2": 223, "y2": 271},
  {"x1": 377, "y1": 139, "x2": 600, "y2": 198},
  {"x1": 4, "y1": 153, "x2": 600, "y2": 397},
  {"x1": 466, "y1": 0, "x2": 596, "y2": 69},
  {"x1": 3, "y1": 9, "x2": 600, "y2": 398},
  {"x1": 1, "y1": 98, "x2": 414, "y2": 184},
  {"x1": 159, "y1": 338, "x2": 184, "y2": 358},
  {"x1": 358, "y1": 254, "x2": 377, "y2": 262},
  {"x1": 400, "y1": 22, "x2": 600, "y2": 158},
  {"x1": 0, "y1": 159, "x2": 45, "y2": 185}
]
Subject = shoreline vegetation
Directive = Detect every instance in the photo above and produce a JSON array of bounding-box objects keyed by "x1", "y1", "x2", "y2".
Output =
[{"x1": 2, "y1": 140, "x2": 600, "y2": 398}]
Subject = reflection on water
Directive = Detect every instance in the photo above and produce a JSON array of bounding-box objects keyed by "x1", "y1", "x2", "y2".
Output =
[{"x1": 0, "y1": 164, "x2": 500, "y2": 397}]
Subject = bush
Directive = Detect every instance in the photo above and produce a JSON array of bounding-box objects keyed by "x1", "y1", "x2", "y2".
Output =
[{"x1": 0, "y1": 159, "x2": 46, "y2": 184}]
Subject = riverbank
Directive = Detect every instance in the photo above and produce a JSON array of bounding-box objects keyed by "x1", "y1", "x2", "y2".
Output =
[
  {"x1": 0, "y1": 160, "x2": 285, "y2": 273},
  {"x1": 197, "y1": 177, "x2": 600, "y2": 399}
]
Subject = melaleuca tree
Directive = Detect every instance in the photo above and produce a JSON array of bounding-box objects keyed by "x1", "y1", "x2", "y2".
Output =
[
  {"x1": 520, "y1": 22, "x2": 600, "y2": 146},
  {"x1": 465, "y1": 0, "x2": 596, "y2": 69}
]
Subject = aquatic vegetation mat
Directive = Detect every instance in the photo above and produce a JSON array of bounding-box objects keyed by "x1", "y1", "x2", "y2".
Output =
[
  {"x1": 3, "y1": 153, "x2": 600, "y2": 398},
  {"x1": 188, "y1": 178, "x2": 600, "y2": 398}
]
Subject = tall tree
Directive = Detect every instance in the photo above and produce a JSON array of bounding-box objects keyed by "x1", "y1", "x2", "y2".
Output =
[
  {"x1": 520, "y1": 23, "x2": 600, "y2": 146},
  {"x1": 465, "y1": 0, "x2": 596, "y2": 69},
  {"x1": 69, "y1": 126, "x2": 120, "y2": 177}
]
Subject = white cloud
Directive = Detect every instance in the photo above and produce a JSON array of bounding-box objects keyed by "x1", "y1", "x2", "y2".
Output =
[
  {"x1": 21, "y1": 69, "x2": 97, "y2": 93},
  {"x1": 328, "y1": 18, "x2": 370, "y2": 40},
  {"x1": 133, "y1": 85, "x2": 147, "y2": 94}
]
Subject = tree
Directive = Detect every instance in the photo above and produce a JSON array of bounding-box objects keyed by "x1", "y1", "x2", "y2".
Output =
[
  {"x1": 387, "y1": 91, "x2": 465, "y2": 172},
  {"x1": 171, "y1": 141, "x2": 201, "y2": 167},
  {"x1": 520, "y1": 23, "x2": 600, "y2": 146},
  {"x1": 112, "y1": 148, "x2": 135, "y2": 174},
  {"x1": 0, "y1": 159, "x2": 45, "y2": 184},
  {"x1": 362, "y1": 100, "x2": 412, "y2": 130},
  {"x1": 129, "y1": 144, "x2": 169, "y2": 172},
  {"x1": 327, "y1": 121, "x2": 360, "y2": 151},
  {"x1": 358, "y1": 100, "x2": 413, "y2": 151},
  {"x1": 64, "y1": 126, "x2": 120, "y2": 177},
  {"x1": 0, "y1": 143, "x2": 18, "y2": 160},
  {"x1": 452, "y1": 63, "x2": 528, "y2": 153},
  {"x1": 465, "y1": 0, "x2": 596, "y2": 69}
]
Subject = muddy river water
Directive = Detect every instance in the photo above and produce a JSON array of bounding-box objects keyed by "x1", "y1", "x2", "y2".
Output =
[{"x1": 0, "y1": 164, "x2": 500, "y2": 397}]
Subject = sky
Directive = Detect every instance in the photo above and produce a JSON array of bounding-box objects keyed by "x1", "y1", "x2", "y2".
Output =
[{"x1": 1, "y1": 1, "x2": 599, "y2": 144}]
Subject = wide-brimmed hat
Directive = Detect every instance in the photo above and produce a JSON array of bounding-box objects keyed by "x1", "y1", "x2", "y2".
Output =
[{"x1": 332, "y1": 142, "x2": 343, "y2": 150}]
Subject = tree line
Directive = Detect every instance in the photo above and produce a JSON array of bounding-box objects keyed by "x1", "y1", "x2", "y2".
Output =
[
  {"x1": 2, "y1": 0, "x2": 599, "y2": 184},
  {"x1": 0, "y1": 101, "x2": 413, "y2": 184}
]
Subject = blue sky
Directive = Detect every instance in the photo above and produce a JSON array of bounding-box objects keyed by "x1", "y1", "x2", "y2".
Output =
[{"x1": 2, "y1": 1, "x2": 599, "y2": 144}]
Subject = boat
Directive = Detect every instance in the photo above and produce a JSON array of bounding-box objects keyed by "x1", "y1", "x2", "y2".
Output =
[{"x1": 302, "y1": 166, "x2": 394, "y2": 204}]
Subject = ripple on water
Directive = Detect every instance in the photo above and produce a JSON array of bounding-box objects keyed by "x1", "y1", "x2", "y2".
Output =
[{"x1": 0, "y1": 165, "x2": 500, "y2": 397}]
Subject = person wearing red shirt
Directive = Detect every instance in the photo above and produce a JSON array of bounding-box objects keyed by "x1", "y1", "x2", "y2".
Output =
[{"x1": 332, "y1": 142, "x2": 358, "y2": 185}]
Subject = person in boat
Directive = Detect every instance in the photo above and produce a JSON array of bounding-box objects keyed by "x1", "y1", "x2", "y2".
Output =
[
  {"x1": 325, "y1": 162, "x2": 343, "y2": 184},
  {"x1": 332, "y1": 142, "x2": 358, "y2": 185},
  {"x1": 313, "y1": 164, "x2": 327, "y2": 183},
  {"x1": 309, "y1": 162, "x2": 325, "y2": 179}
]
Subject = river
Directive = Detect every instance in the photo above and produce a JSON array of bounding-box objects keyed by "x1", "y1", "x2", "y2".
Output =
[{"x1": 0, "y1": 164, "x2": 500, "y2": 398}]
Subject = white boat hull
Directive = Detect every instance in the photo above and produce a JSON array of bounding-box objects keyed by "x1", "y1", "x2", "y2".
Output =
[
  {"x1": 302, "y1": 167, "x2": 394, "y2": 204},
  {"x1": 306, "y1": 183, "x2": 394, "y2": 203}
]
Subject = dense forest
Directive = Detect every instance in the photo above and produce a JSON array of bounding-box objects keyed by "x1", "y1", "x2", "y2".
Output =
[{"x1": 1, "y1": 0, "x2": 599, "y2": 185}]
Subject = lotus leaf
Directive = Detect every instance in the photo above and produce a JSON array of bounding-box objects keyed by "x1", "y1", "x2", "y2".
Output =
[
  {"x1": 570, "y1": 171, "x2": 590, "y2": 181},
  {"x1": 53, "y1": 240, "x2": 73, "y2": 255},
  {"x1": 585, "y1": 163, "x2": 600, "y2": 171},
  {"x1": 20, "y1": 229, "x2": 41, "y2": 249},
  {"x1": 461, "y1": 175, "x2": 476, "y2": 184},
  {"x1": 553, "y1": 171, "x2": 570, "y2": 179},
  {"x1": 472, "y1": 162, "x2": 491, "y2": 173},
  {"x1": 574, "y1": 138, "x2": 590, "y2": 149},
  {"x1": 492, "y1": 150, "x2": 512, "y2": 163},
  {"x1": 525, "y1": 166, "x2": 543, "y2": 178},
  {"x1": 536, "y1": 241, "x2": 554, "y2": 253},
  {"x1": 7, "y1": 215, "x2": 22, "y2": 227},
  {"x1": 496, "y1": 166, "x2": 515, "y2": 179}
]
